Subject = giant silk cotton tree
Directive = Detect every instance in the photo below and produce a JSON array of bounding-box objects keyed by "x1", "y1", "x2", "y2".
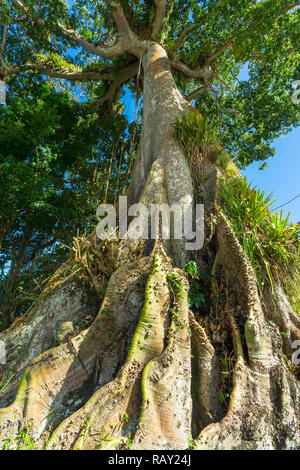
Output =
[{"x1": 0, "y1": 0, "x2": 299, "y2": 450}]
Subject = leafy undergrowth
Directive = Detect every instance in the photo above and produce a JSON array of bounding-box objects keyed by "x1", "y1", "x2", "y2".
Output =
[
  {"x1": 220, "y1": 176, "x2": 300, "y2": 295},
  {"x1": 0, "y1": 423, "x2": 35, "y2": 450}
]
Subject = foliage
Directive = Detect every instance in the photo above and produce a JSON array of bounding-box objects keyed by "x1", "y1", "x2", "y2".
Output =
[
  {"x1": 218, "y1": 389, "x2": 233, "y2": 407},
  {"x1": 0, "y1": 0, "x2": 298, "y2": 168},
  {"x1": 220, "y1": 352, "x2": 234, "y2": 377},
  {"x1": 220, "y1": 177, "x2": 300, "y2": 291},
  {"x1": 186, "y1": 2, "x2": 300, "y2": 167},
  {"x1": 167, "y1": 273, "x2": 184, "y2": 294},
  {"x1": 0, "y1": 366, "x2": 14, "y2": 391},
  {"x1": 0, "y1": 77, "x2": 139, "y2": 329},
  {"x1": 215, "y1": 152, "x2": 232, "y2": 169},
  {"x1": 36, "y1": 53, "x2": 78, "y2": 71},
  {"x1": 173, "y1": 111, "x2": 233, "y2": 171},
  {"x1": 0, "y1": 423, "x2": 35, "y2": 450},
  {"x1": 125, "y1": 433, "x2": 133, "y2": 450},
  {"x1": 188, "y1": 434, "x2": 196, "y2": 449}
]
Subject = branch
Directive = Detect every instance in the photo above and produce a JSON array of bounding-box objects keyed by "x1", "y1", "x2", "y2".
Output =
[
  {"x1": 273, "y1": 2, "x2": 300, "y2": 21},
  {"x1": 174, "y1": 19, "x2": 208, "y2": 55},
  {"x1": 216, "y1": 74, "x2": 244, "y2": 105},
  {"x1": 11, "y1": 0, "x2": 130, "y2": 59},
  {"x1": 210, "y1": 87, "x2": 224, "y2": 132},
  {"x1": 106, "y1": 0, "x2": 133, "y2": 36},
  {"x1": 56, "y1": 22, "x2": 129, "y2": 58},
  {"x1": 3, "y1": 62, "x2": 116, "y2": 81},
  {"x1": 207, "y1": 37, "x2": 234, "y2": 64},
  {"x1": 174, "y1": 23, "x2": 200, "y2": 52},
  {"x1": 151, "y1": 0, "x2": 168, "y2": 40},
  {"x1": 186, "y1": 84, "x2": 212, "y2": 102},
  {"x1": 11, "y1": 0, "x2": 27, "y2": 15},
  {"x1": 0, "y1": 24, "x2": 9, "y2": 77},
  {"x1": 170, "y1": 60, "x2": 212, "y2": 82},
  {"x1": 88, "y1": 61, "x2": 139, "y2": 112},
  {"x1": 0, "y1": 24, "x2": 9, "y2": 54},
  {"x1": 206, "y1": 2, "x2": 300, "y2": 64},
  {"x1": 249, "y1": 46, "x2": 297, "y2": 62}
]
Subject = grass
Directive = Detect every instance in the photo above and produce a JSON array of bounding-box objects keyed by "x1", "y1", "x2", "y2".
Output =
[
  {"x1": 0, "y1": 367, "x2": 14, "y2": 391},
  {"x1": 220, "y1": 352, "x2": 234, "y2": 377},
  {"x1": 95, "y1": 413, "x2": 129, "y2": 450},
  {"x1": 218, "y1": 352, "x2": 234, "y2": 409},
  {"x1": 0, "y1": 423, "x2": 35, "y2": 450},
  {"x1": 220, "y1": 176, "x2": 300, "y2": 292}
]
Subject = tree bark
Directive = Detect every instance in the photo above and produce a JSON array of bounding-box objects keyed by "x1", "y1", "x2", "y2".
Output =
[{"x1": 0, "y1": 42, "x2": 299, "y2": 450}]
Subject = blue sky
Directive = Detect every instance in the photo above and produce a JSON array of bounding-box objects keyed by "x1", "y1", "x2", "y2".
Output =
[
  {"x1": 239, "y1": 64, "x2": 300, "y2": 223},
  {"x1": 242, "y1": 127, "x2": 300, "y2": 223}
]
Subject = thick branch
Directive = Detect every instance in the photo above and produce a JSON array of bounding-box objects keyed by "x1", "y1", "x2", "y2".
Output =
[
  {"x1": 106, "y1": 0, "x2": 133, "y2": 36},
  {"x1": 175, "y1": 23, "x2": 198, "y2": 52},
  {"x1": 170, "y1": 60, "x2": 212, "y2": 82},
  {"x1": 56, "y1": 22, "x2": 129, "y2": 58},
  {"x1": 88, "y1": 62, "x2": 139, "y2": 112},
  {"x1": 151, "y1": 0, "x2": 168, "y2": 40},
  {"x1": 3, "y1": 62, "x2": 116, "y2": 81},
  {"x1": 11, "y1": 0, "x2": 130, "y2": 59}
]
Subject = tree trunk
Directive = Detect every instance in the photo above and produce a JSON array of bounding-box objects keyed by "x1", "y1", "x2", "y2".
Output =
[{"x1": 0, "y1": 43, "x2": 299, "y2": 450}]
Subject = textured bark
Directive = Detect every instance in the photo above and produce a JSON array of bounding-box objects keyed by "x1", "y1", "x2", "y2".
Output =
[{"x1": 0, "y1": 42, "x2": 299, "y2": 450}]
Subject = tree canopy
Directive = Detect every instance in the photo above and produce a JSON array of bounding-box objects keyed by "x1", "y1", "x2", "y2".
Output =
[{"x1": 1, "y1": 0, "x2": 299, "y2": 166}]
